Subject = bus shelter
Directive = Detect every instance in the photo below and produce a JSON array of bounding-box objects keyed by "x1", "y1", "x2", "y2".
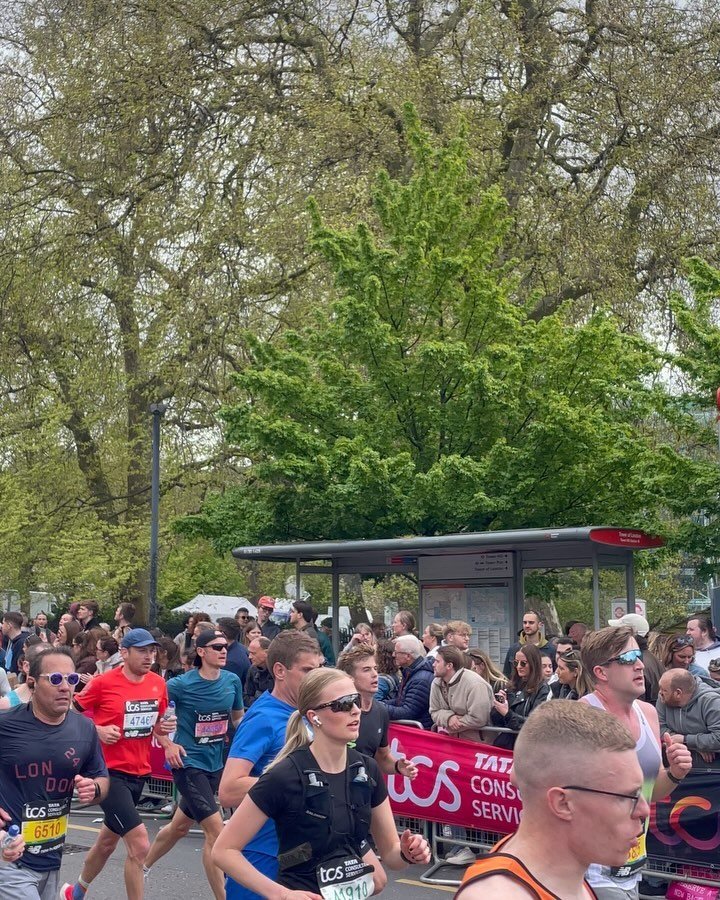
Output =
[{"x1": 233, "y1": 526, "x2": 663, "y2": 662}]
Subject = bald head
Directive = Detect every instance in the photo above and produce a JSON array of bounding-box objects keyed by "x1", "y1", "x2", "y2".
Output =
[
  {"x1": 659, "y1": 668, "x2": 696, "y2": 708},
  {"x1": 513, "y1": 700, "x2": 635, "y2": 796}
]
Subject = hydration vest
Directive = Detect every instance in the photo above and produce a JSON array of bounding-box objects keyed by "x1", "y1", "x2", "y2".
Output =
[{"x1": 276, "y1": 746, "x2": 375, "y2": 873}]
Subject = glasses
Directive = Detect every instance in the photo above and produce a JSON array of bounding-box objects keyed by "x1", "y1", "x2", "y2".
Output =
[
  {"x1": 206, "y1": 643, "x2": 228, "y2": 652},
  {"x1": 671, "y1": 636, "x2": 694, "y2": 650},
  {"x1": 599, "y1": 648, "x2": 643, "y2": 666},
  {"x1": 514, "y1": 659, "x2": 528, "y2": 667},
  {"x1": 39, "y1": 672, "x2": 81, "y2": 687},
  {"x1": 562, "y1": 785, "x2": 643, "y2": 816},
  {"x1": 314, "y1": 692, "x2": 361, "y2": 713}
]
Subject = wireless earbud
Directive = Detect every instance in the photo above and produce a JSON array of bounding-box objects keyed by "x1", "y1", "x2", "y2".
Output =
[{"x1": 312, "y1": 716, "x2": 322, "y2": 726}]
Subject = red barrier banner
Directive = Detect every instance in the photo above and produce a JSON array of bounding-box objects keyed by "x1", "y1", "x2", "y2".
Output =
[
  {"x1": 386, "y1": 724, "x2": 521, "y2": 834},
  {"x1": 150, "y1": 739, "x2": 173, "y2": 782}
]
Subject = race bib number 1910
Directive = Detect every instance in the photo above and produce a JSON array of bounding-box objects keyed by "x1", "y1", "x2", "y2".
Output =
[{"x1": 317, "y1": 856, "x2": 375, "y2": 900}]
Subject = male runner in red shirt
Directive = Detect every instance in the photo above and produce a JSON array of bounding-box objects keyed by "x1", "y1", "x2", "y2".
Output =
[{"x1": 62, "y1": 628, "x2": 176, "y2": 900}]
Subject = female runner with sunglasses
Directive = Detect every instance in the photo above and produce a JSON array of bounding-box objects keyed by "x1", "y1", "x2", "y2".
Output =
[{"x1": 213, "y1": 668, "x2": 430, "y2": 900}]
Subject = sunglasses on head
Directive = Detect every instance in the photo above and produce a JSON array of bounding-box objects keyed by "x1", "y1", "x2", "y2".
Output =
[
  {"x1": 671, "y1": 636, "x2": 694, "y2": 649},
  {"x1": 39, "y1": 672, "x2": 80, "y2": 686},
  {"x1": 314, "y1": 692, "x2": 361, "y2": 713},
  {"x1": 600, "y1": 648, "x2": 643, "y2": 666}
]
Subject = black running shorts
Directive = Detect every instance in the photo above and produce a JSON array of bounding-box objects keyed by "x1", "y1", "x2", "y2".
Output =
[
  {"x1": 173, "y1": 766, "x2": 222, "y2": 823},
  {"x1": 100, "y1": 769, "x2": 146, "y2": 836}
]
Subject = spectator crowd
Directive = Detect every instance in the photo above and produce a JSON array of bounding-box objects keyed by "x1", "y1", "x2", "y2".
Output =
[{"x1": 0, "y1": 597, "x2": 718, "y2": 900}]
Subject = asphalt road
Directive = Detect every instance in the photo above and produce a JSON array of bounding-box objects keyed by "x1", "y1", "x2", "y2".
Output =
[{"x1": 59, "y1": 813, "x2": 464, "y2": 899}]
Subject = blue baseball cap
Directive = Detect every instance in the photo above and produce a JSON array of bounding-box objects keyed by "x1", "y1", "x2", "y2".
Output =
[{"x1": 121, "y1": 628, "x2": 159, "y2": 649}]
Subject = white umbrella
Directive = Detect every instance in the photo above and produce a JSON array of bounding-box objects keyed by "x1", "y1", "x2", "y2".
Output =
[{"x1": 171, "y1": 594, "x2": 258, "y2": 620}]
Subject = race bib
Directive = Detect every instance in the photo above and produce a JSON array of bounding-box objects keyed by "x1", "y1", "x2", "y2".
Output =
[
  {"x1": 611, "y1": 832, "x2": 647, "y2": 878},
  {"x1": 316, "y1": 854, "x2": 375, "y2": 900},
  {"x1": 22, "y1": 798, "x2": 71, "y2": 856},
  {"x1": 123, "y1": 699, "x2": 159, "y2": 738},
  {"x1": 194, "y1": 710, "x2": 229, "y2": 744}
]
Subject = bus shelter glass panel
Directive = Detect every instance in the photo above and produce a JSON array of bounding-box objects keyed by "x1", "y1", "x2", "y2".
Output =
[
  {"x1": 523, "y1": 567, "x2": 594, "y2": 634},
  {"x1": 600, "y1": 567, "x2": 631, "y2": 621},
  {"x1": 421, "y1": 582, "x2": 512, "y2": 666},
  {"x1": 523, "y1": 565, "x2": 630, "y2": 633}
]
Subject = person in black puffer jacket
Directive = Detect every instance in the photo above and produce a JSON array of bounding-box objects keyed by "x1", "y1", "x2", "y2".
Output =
[{"x1": 491, "y1": 643, "x2": 549, "y2": 748}]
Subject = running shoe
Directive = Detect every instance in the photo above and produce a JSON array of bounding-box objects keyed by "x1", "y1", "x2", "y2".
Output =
[{"x1": 445, "y1": 846, "x2": 476, "y2": 866}]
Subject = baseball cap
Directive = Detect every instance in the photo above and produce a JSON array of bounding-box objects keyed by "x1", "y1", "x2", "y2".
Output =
[
  {"x1": 708, "y1": 658, "x2": 720, "y2": 673},
  {"x1": 607, "y1": 613, "x2": 650, "y2": 637},
  {"x1": 258, "y1": 596, "x2": 275, "y2": 610},
  {"x1": 121, "y1": 628, "x2": 159, "y2": 649},
  {"x1": 193, "y1": 629, "x2": 226, "y2": 666}
]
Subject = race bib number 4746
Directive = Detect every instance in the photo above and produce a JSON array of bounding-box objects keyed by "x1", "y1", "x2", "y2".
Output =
[{"x1": 123, "y1": 700, "x2": 159, "y2": 738}]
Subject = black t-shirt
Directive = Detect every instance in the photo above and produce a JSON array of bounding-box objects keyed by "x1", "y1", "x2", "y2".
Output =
[
  {"x1": 0, "y1": 703, "x2": 107, "y2": 872},
  {"x1": 250, "y1": 751, "x2": 387, "y2": 892},
  {"x1": 356, "y1": 701, "x2": 389, "y2": 758}
]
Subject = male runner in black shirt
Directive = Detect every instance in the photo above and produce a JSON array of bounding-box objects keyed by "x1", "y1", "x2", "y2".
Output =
[{"x1": 0, "y1": 646, "x2": 108, "y2": 900}]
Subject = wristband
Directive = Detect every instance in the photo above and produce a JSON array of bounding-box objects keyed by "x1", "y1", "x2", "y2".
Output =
[
  {"x1": 400, "y1": 848, "x2": 413, "y2": 864},
  {"x1": 93, "y1": 781, "x2": 102, "y2": 800},
  {"x1": 666, "y1": 770, "x2": 684, "y2": 785},
  {"x1": 394, "y1": 759, "x2": 403, "y2": 774}
]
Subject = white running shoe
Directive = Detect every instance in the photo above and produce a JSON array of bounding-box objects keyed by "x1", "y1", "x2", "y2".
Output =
[{"x1": 445, "y1": 846, "x2": 476, "y2": 866}]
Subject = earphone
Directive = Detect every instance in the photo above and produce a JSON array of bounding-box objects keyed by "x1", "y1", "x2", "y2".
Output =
[{"x1": 312, "y1": 715, "x2": 322, "y2": 726}]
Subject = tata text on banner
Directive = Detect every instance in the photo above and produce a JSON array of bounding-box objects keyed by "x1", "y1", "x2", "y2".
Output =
[
  {"x1": 648, "y1": 770, "x2": 720, "y2": 873},
  {"x1": 386, "y1": 725, "x2": 521, "y2": 834}
]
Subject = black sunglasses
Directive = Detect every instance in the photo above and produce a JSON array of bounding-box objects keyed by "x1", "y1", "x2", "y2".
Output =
[
  {"x1": 205, "y1": 643, "x2": 228, "y2": 652},
  {"x1": 314, "y1": 692, "x2": 361, "y2": 713}
]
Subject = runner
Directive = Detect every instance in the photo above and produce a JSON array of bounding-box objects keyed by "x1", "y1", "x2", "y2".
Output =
[
  {"x1": 217, "y1": 630, "x2": 323, "y2": 900},
  {"x1": 62, "y1": 628, "x2": 176, "y2": 900},
  {"x1": 0, "y1": 646, "x2": 108, "y2": 900},
  {"x1": 143, "y1": 629, "x2": 244, "y2": 899},
  {"x1": 580, "y1": 625, "x2": 692, "y2": 900},
  {"x1": 212, "y1": 668, "x2": 431, "y2": 898},
  {"x1": 337, "y1": 645, "x2": 418, "y2": 778},
  {"x1": 456, "y1": 701, "x2": 648, "y2": 899}
]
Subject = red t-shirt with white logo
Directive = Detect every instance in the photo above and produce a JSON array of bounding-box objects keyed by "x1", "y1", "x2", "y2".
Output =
[{"x1": 75, "y1": 666, "x2": 168, "y2": 776}]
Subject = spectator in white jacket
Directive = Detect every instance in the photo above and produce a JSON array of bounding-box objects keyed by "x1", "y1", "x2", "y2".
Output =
[{"x1": 429, "y1": 646, "x2": 493, "y2": 742}]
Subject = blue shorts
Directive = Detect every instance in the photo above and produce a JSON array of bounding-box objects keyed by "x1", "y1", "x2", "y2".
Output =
[{"x1": 225, "y1": 850, "x2": 279, "y2": 900}]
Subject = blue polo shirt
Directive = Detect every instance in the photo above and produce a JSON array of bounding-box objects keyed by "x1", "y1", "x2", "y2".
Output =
[{"x1": 225, "y1": 691, "x2": 294, "y2": 899}]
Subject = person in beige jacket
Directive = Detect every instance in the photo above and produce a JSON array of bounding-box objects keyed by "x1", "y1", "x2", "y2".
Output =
[{"x1": 429, "y1": 645, "x2": 494, "y2": 742}]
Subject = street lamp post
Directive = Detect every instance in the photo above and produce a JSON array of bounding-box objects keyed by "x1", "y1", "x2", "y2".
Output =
[{"x1": 149, "y1": 401, "x2": 167, "y2": 629}]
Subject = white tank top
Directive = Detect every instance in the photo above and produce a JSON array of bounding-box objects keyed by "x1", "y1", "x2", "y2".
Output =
[{"x1": 582, "y1": 693, "x2": 661, "y2": 889}]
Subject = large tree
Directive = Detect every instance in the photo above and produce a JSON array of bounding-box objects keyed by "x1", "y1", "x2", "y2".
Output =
[
  {"x1": 3, "y1": 0, "x2": 720, "y2": 607},
  {"x1": 184, "y1": 114, "x2": 714, "y2": 551}
]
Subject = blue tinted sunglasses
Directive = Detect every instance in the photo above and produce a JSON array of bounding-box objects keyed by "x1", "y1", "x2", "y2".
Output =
[{"x1": 600, "y1": 649, "x2": 643, "y2": 667}]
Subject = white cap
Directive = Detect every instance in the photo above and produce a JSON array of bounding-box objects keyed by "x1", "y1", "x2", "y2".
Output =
[{"x1": 607, "y1": 612, "x2": 649, "y2": 637}]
